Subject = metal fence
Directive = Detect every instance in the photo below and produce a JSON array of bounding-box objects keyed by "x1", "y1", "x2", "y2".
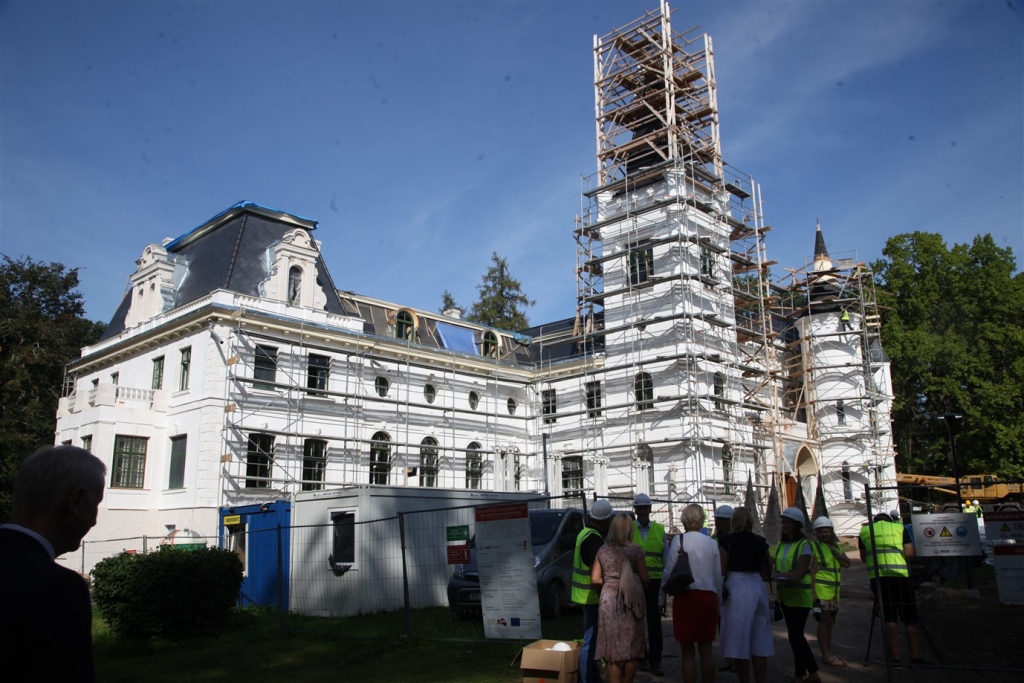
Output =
[{"x1": 65, "y1": 493, "x2": 721, "y2": 640}]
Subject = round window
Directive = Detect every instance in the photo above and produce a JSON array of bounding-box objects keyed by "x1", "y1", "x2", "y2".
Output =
[
  {"x1": 469, "y1": 391, "x2": 480, "y2": 410},
  {"x1": 507, "y1": 397, "x2": 517, "y2": 415},
  {"x1": 375, "y1": 376, "x2": 389, "y2": 397},
  {"x1": 424, "y1": 383, "x2": 436, "y2": 404}
]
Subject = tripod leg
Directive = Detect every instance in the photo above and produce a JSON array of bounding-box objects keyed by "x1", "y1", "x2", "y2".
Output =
[{"x1": 863, "y1": 597, "x2": 878, "y2": 666}]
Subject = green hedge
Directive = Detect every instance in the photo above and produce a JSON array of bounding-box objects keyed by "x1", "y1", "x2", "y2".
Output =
[{"x1": 92, "y1": 546, "x2": 244, "y2": 639}]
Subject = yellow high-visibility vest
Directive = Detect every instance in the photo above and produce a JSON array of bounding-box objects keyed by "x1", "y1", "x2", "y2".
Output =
[
  {"x1": 633, "y1": 522, "x2": 665, "y2": 579},
  {"x1": 571, "y1": 528, "x2": 602, "y2": 605}
]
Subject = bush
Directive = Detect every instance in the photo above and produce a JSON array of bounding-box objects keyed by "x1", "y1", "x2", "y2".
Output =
[{"x1": 92, "y1": 546, "x2": 244, "y2": 639}]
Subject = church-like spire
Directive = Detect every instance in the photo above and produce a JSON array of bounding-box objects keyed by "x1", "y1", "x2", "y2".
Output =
[{"x1": 812, "y1": 220, "x2": 833, "y2": 272}]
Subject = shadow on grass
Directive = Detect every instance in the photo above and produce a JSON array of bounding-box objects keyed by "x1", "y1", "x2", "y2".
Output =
[{"x1": 94, "y1": 605, "x2": 585, "y2": 682}]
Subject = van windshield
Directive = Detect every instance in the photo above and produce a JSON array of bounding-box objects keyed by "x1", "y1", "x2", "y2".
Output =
[{"x1": 530, "y1": 510, "x2": 567, "y2": 547}]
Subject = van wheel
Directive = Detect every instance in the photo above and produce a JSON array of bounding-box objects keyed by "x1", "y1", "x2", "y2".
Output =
[{"x1": 543, "y1": 582, "x2": 563, "y2": 620}]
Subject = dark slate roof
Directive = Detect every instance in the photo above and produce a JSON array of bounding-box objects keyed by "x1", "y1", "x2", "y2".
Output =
[
  {"x1": 521, "y1": 312, "x2": 605, "y2": 363},
  {"x1": 99, "y1": 202, "x2": 350, "y2": 341}
]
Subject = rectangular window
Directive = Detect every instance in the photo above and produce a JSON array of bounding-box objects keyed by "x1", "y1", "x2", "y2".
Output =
[
  {"x1": 628, "y1": 241, "x2": 654, "y2": 286},
  {"x1": 466, "y1": 447, "x2": 483, "y2": 490},
  {"x1": 227, "y1": 521, "x2": 247, "y2": 575},
  {"x1": 562, "y1": 456, "x2": 583, "y2": 498},
  {"x1": 542, "y1": 389, "x2": 557, "y2": 424},
  {"x1": 179, "y1": 347, "x2": 191, "y2": 391},
  {"x1": 81, "y1": 435, "x2": 92, "y2": 452},
  {"x1": 307, "y1": 354, "x2": 331, "y2": 395},
  {"x1": 152, "y1": 356, "x2": 165, "y2": 390},
  {"x1": 585, "y1": 381, "x2": 602, "y2": 418},
  {"x1": 837, "y1": 400, "x2": 846, "y2": 426},
  {"x1": 253, "y1": 345, "x2": 278, "y2": 390},
  {"x1": 112, "y1": 435, "x2": 148, "y2": 489},
  {"x1": 842, "y1": 463, "x2": 852, "y2": 501},
  {"x1": 722, "y1": 446, "x2": 733, "y2": 495},
  {"x1": 168, "y1": 435, "x2": 187, "y2": 490},
  {"x1": 302, "y1": 439, "x2": 327, "y2": 491},
  {"x1": 700, "y1": 246, "x2": 715, "y2": 278},
  {"x1": 245, "y1": 433, "x2": 275, "y2": 488},
  {"x1": 331, "y1": 509, "x2": 356, "y2": 565}
]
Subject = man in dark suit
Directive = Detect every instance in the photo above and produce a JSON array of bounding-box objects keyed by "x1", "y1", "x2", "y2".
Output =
[{"x1": 1, "y1": 445, "x2": 106, "y2": 681}]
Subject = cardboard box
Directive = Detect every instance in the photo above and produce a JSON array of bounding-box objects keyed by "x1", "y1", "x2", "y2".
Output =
[{"x1": 514, "y1": 639, "x2": 580, "y2": 683}]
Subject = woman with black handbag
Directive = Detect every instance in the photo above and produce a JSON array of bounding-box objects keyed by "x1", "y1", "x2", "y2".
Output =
[
  {"x1": 719, "y1": 507, "x2": 774, "y2": 683},
  {"x1": 660, "y1": 504, "x2": 723, "y2": 683}
]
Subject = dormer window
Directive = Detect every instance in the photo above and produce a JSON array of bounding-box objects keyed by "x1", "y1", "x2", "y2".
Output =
[
  {"x1": 481, "y1": 331, "x2": 499, "y2": 358},
  {"x1": 395, "y1": 310, "x2": 415, "y2": 341},
  {"x1": 288, "y1": 266, "x2": 302, "y2": 305}
]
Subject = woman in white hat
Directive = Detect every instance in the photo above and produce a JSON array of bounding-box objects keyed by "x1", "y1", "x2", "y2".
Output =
[
  {"x1": 810, "y1": 516, "x2": 851, "y2": 667},
  {"x1": 775, "y1": 507, "x2": 819, "y2": 683}
]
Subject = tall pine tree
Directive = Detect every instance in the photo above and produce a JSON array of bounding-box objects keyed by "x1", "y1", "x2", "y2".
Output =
[
  {"x1": 467, "y1": 253, "x2": 535, "y2": 331},
  {"x1": 0, "y1": 256, "x2": 106, "y2": 522},
  {"x1": 439, "y1": 289, "x2": 461, "y2": 315}
]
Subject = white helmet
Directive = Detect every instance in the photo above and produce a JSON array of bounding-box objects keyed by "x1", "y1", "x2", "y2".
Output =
[
  {"x1": 781, "y1": 507, "x2": 805, "y2": 525},
  {"x1": 590, "y1": 499, "x2": 613, "y2": 521},
  {"x1": 813, "y1": 516, "x2": 834, "y2": 530},
  {"x1": 973, "y1": 500, "x2": 979, "y2": 506}
]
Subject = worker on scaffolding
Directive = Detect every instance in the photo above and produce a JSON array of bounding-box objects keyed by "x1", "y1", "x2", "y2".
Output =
[{"x1": 840, "y1": 309, "x2": 852, "y2": 332}]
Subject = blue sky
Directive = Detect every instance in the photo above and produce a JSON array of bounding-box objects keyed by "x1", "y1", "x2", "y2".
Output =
[{"x1": 2, "y1": 0, "x2": 1021, "y2": 327}]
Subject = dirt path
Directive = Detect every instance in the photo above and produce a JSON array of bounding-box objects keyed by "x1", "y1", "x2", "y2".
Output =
[{"x1": 635, "y1": 556, "x2": 1022, "y2": 683}]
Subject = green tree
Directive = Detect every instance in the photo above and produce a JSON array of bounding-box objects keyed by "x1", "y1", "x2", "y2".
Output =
[
  {"x1": 0, "y1": 256, "x2": 106, "y2": 522},
  {"x1": 872, "y1": 233, "x2": 1024, "y2": 480},
  {"x1": 439, "y1": 289, "x2": 461, "y2": 315},
  {"x1": 466, "y1": 253, "x2": 535, "y2": 330}
]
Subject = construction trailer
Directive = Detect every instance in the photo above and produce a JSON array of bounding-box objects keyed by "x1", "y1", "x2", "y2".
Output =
[{"x1": 288, "y1": 485, "x2": 545, "y2": 617}]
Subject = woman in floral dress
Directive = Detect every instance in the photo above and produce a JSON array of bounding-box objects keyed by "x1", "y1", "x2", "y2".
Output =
[{"x1": 591, "y1": 512, "x2": 649, "y2": 683}]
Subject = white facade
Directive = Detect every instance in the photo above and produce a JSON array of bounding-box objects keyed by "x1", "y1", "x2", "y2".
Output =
[{"x1": 54, "y1": 4, "x2": 898, "y2": 559}]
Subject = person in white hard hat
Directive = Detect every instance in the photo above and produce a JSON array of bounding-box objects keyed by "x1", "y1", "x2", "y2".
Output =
[
  {"x1": 713, "y1": 505, "x2": 734, "y2": 544},
  {"x1": 775, "y1": 507, "x2": 820, "y2": 683},
  {"x1": 629, "y1": 493, "x2": 665, "y2": 676},
  {"x1": 810, "y1": 517, "x2": 851, "y2": 667},
  {"x1": 573, "y1": 499, "x2": 614, "y2": 683}
]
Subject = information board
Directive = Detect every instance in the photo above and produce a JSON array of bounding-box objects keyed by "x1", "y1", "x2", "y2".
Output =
[
  {"x1": 985, "y1": 510, "x2": 1024, "y2": 605},
  {"x1": 910, "y1": 512, "x2": 982, "y2": 556},
  {"x1": 475, "y1": 503, "x2": 542, "y2": 640}
]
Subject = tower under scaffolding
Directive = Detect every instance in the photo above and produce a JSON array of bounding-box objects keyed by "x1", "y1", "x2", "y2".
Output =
[
  {"x1": 772, "y1": 227, "x2": 897, "y2": 529},
  {"x1": 570, "y1": 0, "x2": 779, "y2": 514}
]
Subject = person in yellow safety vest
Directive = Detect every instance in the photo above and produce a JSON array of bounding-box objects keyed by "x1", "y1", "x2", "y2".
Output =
[
  {"x1": 810, "y1": 517, "x2": 851, "y2": 668},
  {"x1": 632, "y1": 492, "x2": 666, "y2": 676},
  {"x1": 963, "y1": 500, "x2": 978, "y2": 516},
  {"x1": 840, "y1": 309, "x2": 852, "y2": 331},
  {"x1": 775, "y1": 507, "x2": 820, "y2": 683},
  {"x1": 858, "y1": 512, "x2": 927, "y2": 666},
  {"x1": 573, "y1": 499, "x2": 614, "y2": 683}
]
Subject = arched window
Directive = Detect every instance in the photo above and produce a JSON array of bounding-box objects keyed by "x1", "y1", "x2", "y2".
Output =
[
  {"x1": 424, "y1": 383, "x2": 436, "y2": 404},
  {"x1": 634, "y1": 372, "x2": 653, "y2": 410},
  {"x1": 419, "y1": 437, "x2": 439, "y2": 487},
  {"x1": 700, "y1": 247, "x2": 714, "y2": 278},
  {"x1": 395, "y1": 310, "x2": 415, "y2": 341},
  {"x1": 481, "y1": 331, "x2": 499, "y2": 358},
  {"x1": 288, "y1": 266, "x2": 302, "y2": 305},
  {"x1": 369, "y1": 432, "x2": 391, "y2": 485},
  {"x1": 713, "y1": 372, "x2": 725, "y2": 410},
  {"x1": 466, "y1": 442, "x2": 483, "y2": 490},
  {"x1": 507, "y1": 397, "x2": 517, "y2": 415},
  {"x1": 469, "y1": 391, "x2": 480, "y2": 411},
  {"x1": 375, "y1": 376, "x2": 390, "y2": 397}
]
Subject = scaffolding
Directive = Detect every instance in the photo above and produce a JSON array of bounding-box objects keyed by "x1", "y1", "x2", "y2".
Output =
[
  {"x1": 568, "y1": 0, "x2": 776, "y2": 510},
  {"x1": 773, "y1": 249, "x2": 896, "y2": 514}
]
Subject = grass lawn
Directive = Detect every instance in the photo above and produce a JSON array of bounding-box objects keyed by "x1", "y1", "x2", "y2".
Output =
[{"x1": 94, "y1": 606, "x2": 585, "y2": 682}]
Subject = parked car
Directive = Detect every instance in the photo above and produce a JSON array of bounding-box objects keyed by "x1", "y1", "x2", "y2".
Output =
[{"x1": 447, "y1": 507, "x2": 585, "y2": 620}]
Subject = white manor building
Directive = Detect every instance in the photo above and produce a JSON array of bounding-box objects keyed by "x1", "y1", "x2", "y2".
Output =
[{"x1": 55, "y1": 3, "x2": 896, "y2": 550}]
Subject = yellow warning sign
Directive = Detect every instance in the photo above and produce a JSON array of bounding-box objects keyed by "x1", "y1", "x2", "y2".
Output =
[
  {"x1": 940, "y1": 527, "x2": 952, "y2": 537},
  {"x1": 1002, "y1": 523, "x2": 1013, "y2": 532}
]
